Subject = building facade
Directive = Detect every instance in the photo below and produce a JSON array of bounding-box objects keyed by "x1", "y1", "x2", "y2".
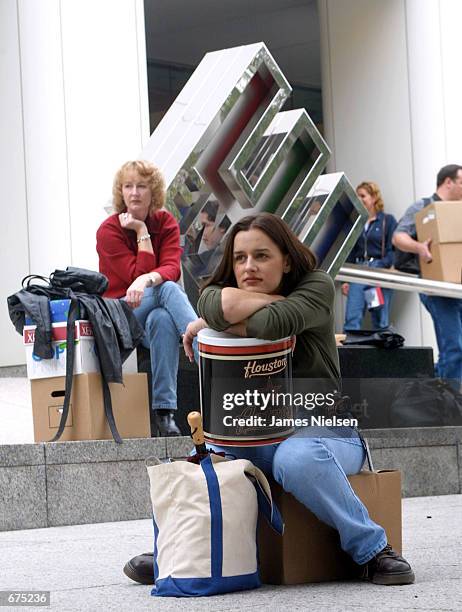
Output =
[{"x1": 1, "y1": 0, "x2": 461, "y2": 366}]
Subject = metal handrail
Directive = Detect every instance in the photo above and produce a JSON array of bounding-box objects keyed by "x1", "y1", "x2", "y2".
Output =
[{"x1": 336, "y1": 264, "x2": 462, "y2": 299}]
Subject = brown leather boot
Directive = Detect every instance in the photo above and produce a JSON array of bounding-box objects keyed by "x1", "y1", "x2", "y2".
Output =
[{"x1": 361, "y1": 544, "x2": 415, "y2": 585}]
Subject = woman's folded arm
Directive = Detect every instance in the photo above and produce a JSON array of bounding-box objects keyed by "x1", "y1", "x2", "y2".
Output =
[
  {"x1": 246, "y1": 272, "x2": 335, "y2": 340},
  {"x1": 197, "y1": 286, "x2": 232, "y2": 331},
  {"x1": 198, "y1": 285, "x2": 284, "y2": 331},
  {"x1": 221, "y1": 287, "x2": 283, "y2": 323}
]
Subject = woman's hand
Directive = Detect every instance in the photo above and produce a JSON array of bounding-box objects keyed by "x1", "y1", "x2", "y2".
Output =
[
  {"x1": 341, "y1": 283, "x2": 349, "y2": 296},
  {"x1": 119, "y1": 212, "x2": 146, "y2": 234},
  {"x1": 125, "y1": 273, "x2": 151, "y2": 308},
  {"x1": 183, "y1": 318, "x2": 208, "y2": 362}
]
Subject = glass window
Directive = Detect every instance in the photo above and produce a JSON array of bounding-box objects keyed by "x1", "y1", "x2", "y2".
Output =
[{"x1": 144, "y1": 0, "x2": 322, "y2": 133}]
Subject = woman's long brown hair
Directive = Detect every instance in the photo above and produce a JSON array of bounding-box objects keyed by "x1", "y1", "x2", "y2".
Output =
[{"x1": 201, "y1": 213, "x2": 317, "y2": 296}]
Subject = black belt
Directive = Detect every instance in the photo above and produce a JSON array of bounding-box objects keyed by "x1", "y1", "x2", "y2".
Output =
[{"x1": 355, "y1": 257, "x2": 375, "y2": 264}]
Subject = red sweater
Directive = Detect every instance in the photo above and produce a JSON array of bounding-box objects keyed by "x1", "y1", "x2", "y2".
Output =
[{"x1": 96, "y1": 210, "x2": 182, "y2": 298}]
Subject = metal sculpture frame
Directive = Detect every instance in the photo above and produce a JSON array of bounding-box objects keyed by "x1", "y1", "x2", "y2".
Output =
[{"x1": 140, "y1": 42, "x2": 366, "y2": 305}]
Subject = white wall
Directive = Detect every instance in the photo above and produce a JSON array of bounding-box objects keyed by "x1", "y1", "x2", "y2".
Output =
[
  {"x1": 1, "y1": 0, "x2": 33, "y2": 368},
  {"x1": 0, "y1": 0, "x2": 150, "y2": 366},
  {"x1": 3, "y1": 0, "x2": 461, "y2": 367},
  {"x1": 405, "y1": 0, "x2": 462, "y2": 348},
  {"x1": 319, "y1": 0, "x2": 462, "y2": 357}
]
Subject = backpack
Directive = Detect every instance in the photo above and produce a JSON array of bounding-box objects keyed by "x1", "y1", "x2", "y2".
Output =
[
  {"x1": 390, "y1": 378, "x2": 462, "y2": 427},
  {"x1": 393, "y1": 197, "x2": 432, "y2": 274}
]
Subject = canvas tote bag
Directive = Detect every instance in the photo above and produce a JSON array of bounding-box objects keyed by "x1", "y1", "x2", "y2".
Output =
[{"x1": 146, "y1": 453, "x2": 283, "y2": 597}]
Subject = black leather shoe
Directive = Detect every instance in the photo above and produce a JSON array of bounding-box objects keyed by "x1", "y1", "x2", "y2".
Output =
[
  {"x1": 361, "y1": 544, "x2": 415, "y2": 585},
  {"x1": 152, "y1": 409, "x2": 181, "y2": 437},
  {"x1": 123, "y1": 552, "x2": 154, "y2": 585}
]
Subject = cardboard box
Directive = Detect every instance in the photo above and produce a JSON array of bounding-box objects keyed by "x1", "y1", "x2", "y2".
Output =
[
  {"x1": 416, "y1": 201, "x2": 462, "y2": 283},
  {"x1": 258, "y1": 470, "x2": 401, "y2": 584},
  {"x1": 30, "y1": 372, "x2": 150, "y2": 442},
  {"x1": 23, "y1": 321, "x2": 99, "y2": 379},
  {"x1": 23, "y1": 321, "x2": 137, "y2": 379}
]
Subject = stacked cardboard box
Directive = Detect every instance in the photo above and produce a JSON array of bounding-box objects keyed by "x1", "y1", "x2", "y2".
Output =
[
  {"x1": 31, "y1": 372, "x2": 150, "y2": 442},
  {"x1": 25, "y1": 299, "x2": 146, "y2": 442},
  {"x1": 23, "y1": 321, "x2": 99, "y2": 379},
  {"x1": 23, "y1": 299, "x2": 137, "y2": 379},
  {"x1": 416, "y1": 201, "x2": 462, "y2": 283}
]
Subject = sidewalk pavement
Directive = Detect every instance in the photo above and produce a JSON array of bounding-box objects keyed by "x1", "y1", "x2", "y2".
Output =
[
  {"x1": 0, "y1": 494, "x2": 461, "y2": 611},
  {"x1": 1, "y1": 378, "x2": 461, "y2": 610}
]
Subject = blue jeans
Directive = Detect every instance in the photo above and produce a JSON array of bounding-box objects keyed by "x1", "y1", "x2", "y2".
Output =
[
  {"x1": 207, "y1": 430, "x2": 387, "y2": 565},
  {"x1": 344, "y1": 283, "x2": 393, "y2": 330},
  {"x1": 133, "y1": 282, "x2": 198, "y2": 410},
  {"x1": 419, "y1": 294, "x2": 462, "y2": 388}
]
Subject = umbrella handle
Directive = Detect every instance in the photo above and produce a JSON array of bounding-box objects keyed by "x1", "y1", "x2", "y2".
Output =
[
  {"x1": 187, "y1": 411, "x2": 208, "y2": 457},
  {"x1": 187, "y1": 411, "x2": 205, "y2": 446}
]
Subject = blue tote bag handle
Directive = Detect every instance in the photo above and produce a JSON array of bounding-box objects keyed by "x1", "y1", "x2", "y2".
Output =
[{"x1": 244, "y1": 465, "x2": 284, "y2": 535}]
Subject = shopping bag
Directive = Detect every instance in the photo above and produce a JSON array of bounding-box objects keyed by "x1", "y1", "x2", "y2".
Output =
[{"x1": 364, "y1": 286, "x2": 385, "y2": 310}]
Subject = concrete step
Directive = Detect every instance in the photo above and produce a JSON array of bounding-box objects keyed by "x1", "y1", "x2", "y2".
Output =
[{"x1": 1, "y1": 427, "x2": 462, "y2": 532}]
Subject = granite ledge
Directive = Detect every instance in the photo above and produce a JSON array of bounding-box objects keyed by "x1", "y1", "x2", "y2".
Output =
[
  {"x1": 166, "y1": 436, "x2": 195, "y2": 458},
  {"x1": 2, "y1": 427, "x2": 462, "y2": 468},
  {"x1": 0, "y1": 443, "x2": 45, "y2": 468},
  {"x1": 364, "y1": 426, "x2": 462, "y2": 449},
  {"x1": 172, "y1": 428, "x2": 462, "y2": 453},
  {"x1": 44, "y1": 437, "x2": 167, "y2": 465}
]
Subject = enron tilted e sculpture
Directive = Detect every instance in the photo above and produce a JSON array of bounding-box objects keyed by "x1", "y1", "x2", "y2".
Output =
[{"x1": 140, "y1": 42, "x2": 367, "y2": 305}]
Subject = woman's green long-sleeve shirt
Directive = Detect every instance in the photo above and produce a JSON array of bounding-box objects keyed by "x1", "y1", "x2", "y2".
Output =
[{"x1": 197, "y1": 269, "x2": 340, "y2": 385}]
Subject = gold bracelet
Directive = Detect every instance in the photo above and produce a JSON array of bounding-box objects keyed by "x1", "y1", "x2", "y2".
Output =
[{"x1": 137, "y1": 233, "x2": 151, "y2": 244}]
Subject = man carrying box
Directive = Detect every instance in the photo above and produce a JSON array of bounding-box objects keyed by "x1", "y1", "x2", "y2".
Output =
[{"x1": 392, "y1": 164, "x2": 462, "y2": 389}]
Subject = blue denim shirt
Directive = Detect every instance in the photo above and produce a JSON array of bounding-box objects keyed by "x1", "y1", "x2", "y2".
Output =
[{"x1": 346, "y1": 211, "x2": 398, "y2": 268}]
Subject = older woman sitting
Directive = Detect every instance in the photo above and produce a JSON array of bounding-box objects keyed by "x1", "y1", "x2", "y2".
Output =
[{"x1": 96, "y1": 160, "x2": 198, "y2": 436}]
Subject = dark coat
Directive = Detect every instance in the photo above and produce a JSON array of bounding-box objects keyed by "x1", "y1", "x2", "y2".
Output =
[{"x1": 7, "y1": 267, "x2": 144, "y2": 383}]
